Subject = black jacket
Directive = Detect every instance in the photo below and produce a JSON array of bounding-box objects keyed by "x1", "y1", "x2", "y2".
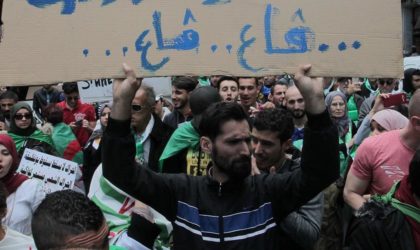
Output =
[
  {"x1": 83, "y1": 114, "x2": 173, "y2": 191},
  {"x1": 163, "y1": 109, "x2": 192, "y2": 129},
  {"x1": 147, "y1": 114, "x2": 174, "y2": 172},
  {"x1": 102, "y1": 110, "x2": 339, "y2": 250}
]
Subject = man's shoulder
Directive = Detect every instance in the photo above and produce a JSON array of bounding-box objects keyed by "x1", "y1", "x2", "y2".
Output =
[
  {"x1": 152, "y1": 115, "x2": 174, "y2": 138},
  {"x1": 361, "y1": 130, "x2": 400, "y2": 148}
]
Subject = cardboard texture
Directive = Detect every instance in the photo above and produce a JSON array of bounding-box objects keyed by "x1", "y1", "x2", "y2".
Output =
[{"x1": 0, "y1": 0, "x2": 403, "y2": 86}]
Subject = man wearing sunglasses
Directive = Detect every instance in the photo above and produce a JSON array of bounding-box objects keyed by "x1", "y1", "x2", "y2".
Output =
[
  {"x1": 358, "y1": 78, "x2": 398, "y2": 125},
  {"x1": 130, "y1": 85, "x2": 173, "y2": 172},
  {"x1": 57, "y1": 82, "x2": 96, "y2": 147}
]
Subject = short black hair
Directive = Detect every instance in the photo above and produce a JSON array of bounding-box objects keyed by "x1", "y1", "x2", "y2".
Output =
[
  {"x1": 270, "y1": 81, "x2": 288, "y2": 95},
  {"x1": 44, "y1": 104, "x2": 63, "y2": 125},
  {"x1": 253, "y1": 108, "x2": 294, "y2": 143},
  {"x1": 337, "y1": 77, "x2": 352, "y2": 84},
  {"x1": 216, "y1": 76, "x2": 238, "y2": 90},
  {"x1": 199, "y1": 102, "x2": 249, "y2": 141},
  {"x1": 0, "y1": 90, "x2": 18, "y2": 102},
  {"x1": 62, "y1": 82, "x2": 79, "y2": 95},
  {"x1": 238, "y1": 77, "x2": 258, "y2": 87},
  {"x1": 409, "y1": 150, "x2": 420, "y2": 198},
  {"x1": 172, "y1": 77, "x2": 198, "y2": 93},
  {"x1": 404, "y1": 68, "x2": 420, "y2": 94},
  {"x1": 32, "y1": 190, "x2": 107, "y2": 250}
]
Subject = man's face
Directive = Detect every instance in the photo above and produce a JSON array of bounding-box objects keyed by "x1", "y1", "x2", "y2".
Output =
[
  {"x1": 272, "y1": 85, "x2": 287, "y2": 107},
  {"x1": 65, "y1": 92, "x2": 80, "y2": 109},
  {"x1": 412, "y1": 75, "x2": 420, "y2": 90},
  {"x1": 219, "y1": 80, "x2": 238, "y2": 102},
  {"x1": 238, "y1": 78, "x2": 258, "y2": 108},
  {"x1": 171, "y1": 86, "x2": 189, "y2": 110},
  {"x1": 377, "y1": 79, "x2": 396, "y2": 94},
  {"x1": 131, "y1": 89, "x2": 152, "y2": 130},
  {"x1": 210, "y1": 75, "x2": 222, "y2": 88},
  {"x1": 211, "y1": 119, "x2": 252, "y2": 181},
  {"x1": 284, "y1": 90, "x2": 305, "y2": 119},
  {"x1": 338, "y1": 80, "x2": 354, "y2": 96},
  {"x1": 0, "y1": 98, "x2": 16, "y2": 118},
  {"x1": 252, "y1": 129, "x2": 287, "y2": 171}
]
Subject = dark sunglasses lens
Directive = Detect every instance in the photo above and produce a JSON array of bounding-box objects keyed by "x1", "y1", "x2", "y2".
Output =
[
  {"x1": 15, "y1": 114, "x2": 32, "y2": 120},
  {"x1": 132, "y1": 105, "x2": 142, "y2": 112}
]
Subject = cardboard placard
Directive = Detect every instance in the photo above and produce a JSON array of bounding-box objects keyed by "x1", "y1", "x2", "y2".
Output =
[
  {"x1": 0, "y1": 0, "x2": 403, "y2": 86},
  {"x1": 18, "y1": 148, "x2": 77, "y2": 194}
]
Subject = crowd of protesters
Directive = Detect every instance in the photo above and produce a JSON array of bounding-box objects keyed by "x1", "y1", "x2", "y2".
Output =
[{"x1": 0, "y1": 65, "x2": 417, "y2": 250}]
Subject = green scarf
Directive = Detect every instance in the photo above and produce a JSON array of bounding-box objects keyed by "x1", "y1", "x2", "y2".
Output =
[
  {"x1": 9, "y1": 129, "x2": 54, "y2": 153},
  {"x1": 373, "y1": 182, "x2": 420, "y2": 223},
  {"x1": 159, "y1": 122, "x2": 200, "y2": 172},
  {"x1": 347, "y1": 95, "x2": 358, "y2": 123}
]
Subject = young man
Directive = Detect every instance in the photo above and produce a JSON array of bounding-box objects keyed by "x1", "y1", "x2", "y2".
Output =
[
  {"x1": 238, "y1": 77, "x2": 260, "y2": 113},
  {"x1": 32, "y1": 84, "x2": 62, "y2": 120},
  {"x1": 57, "y1": 82, "x2": 96, "y2": 147},
  {"x1": 0, "y1": 90, "x2": 18, "y2": 130},
  {"x1": 32, "y1": 190, "x2": 110, "y2": 249},
  {"x1": 163, "y1": 76, "x2": 197, "y2": 129},
  {"x1": 101, "y1": 63, "x2": 338, "y2": 249},
  {"x1": 269, "y1": 81, "x2": 288, "y2": 108},
  {"x1": 284, "y1": 86, "x2": 307, "y2": 149},
  {"x1": 160, "y1": 86, "x2": 221, "y2": 175},
  {"x1": 252, "y1": 108, "x2": 324, "y2": 250}
]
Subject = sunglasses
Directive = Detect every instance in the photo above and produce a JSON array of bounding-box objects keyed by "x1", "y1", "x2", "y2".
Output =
[
  {"x1": 131, "y1": 104, "x2": 144, "y2": 112},
  {"x1": 378, "y1": 80, "x2": 394, "y2": 86},
  {"x1": 66, "y1": 96, "x2": 80, "y2": 101},
  {"x1": 15, "y1": 113, "x2": 32, "y2": 120}
]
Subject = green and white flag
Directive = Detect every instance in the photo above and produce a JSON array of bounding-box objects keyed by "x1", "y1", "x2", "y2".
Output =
[{"x1": 88, "y1": 165, "x2": 172, "y2": 249}]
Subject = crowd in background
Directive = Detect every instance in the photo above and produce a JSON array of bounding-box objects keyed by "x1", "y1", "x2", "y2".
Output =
[{"x1": 0, "y1": 66, "x2": 418, "y2": 249}]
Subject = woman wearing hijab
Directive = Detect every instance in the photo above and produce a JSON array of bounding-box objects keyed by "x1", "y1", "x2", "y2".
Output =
[
  {"x1": 325, "y1": 91, "x2": 353, "y2": 176},
  {"x1": 83, "y1": 102, "x2": 111, "y2": 192},
  {"x1": 0, "y1": 134, "x2": 45, "y2": 235},
  {"x1": 354, "y1": 94, "x2": 409, "y2": 147},
  {"x1": 0, "y1": 182, "x2": 36, "y2": 249},
  {"x1": 370, "y1": 109, "x2": 409, "y2": 136},
  {"x1": 7, "y1": 102, "x2": 56, "y2": 157}
]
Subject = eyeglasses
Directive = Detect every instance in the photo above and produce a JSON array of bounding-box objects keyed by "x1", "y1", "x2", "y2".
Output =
[
  {"x1": 14, "y1": 113, "x2": 32, "y2": 120},
  {"x1": 131, "y1": 104, "x2": 144, "y2": 112},
  {"x1": 66, "y1": 96, "x2": 80, "y2": 101}
]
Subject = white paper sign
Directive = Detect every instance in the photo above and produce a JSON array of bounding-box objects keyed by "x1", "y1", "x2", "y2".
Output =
[
  {"x1": 78, "y1": 79, "x2": 114, "y2": 103},
  {"x1": 18, "y1": 148, "x2": 78, "y2": 194}
]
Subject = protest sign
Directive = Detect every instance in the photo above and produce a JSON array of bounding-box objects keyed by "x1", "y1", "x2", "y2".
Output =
[
  {"x1": 77, "y1": 77, "x2": 172, "y2": 103},
  {"x1": 18, "y1": 148, "x2": 78, "y2": 194},
  {"x1": 78, "y1": 79, "x2": 113, "y2": 103},
  {"x1": 0, "y1": 0, "x2": 402, "y2": 86}
]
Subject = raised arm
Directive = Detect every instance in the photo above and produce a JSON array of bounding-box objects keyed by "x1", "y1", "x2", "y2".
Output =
[
  {"x1": 102, "y1": 64, "x2": 180, "y2": 220},
  {"x1": 268, "y1": 65, "x2": 339, "y2": 217}
]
